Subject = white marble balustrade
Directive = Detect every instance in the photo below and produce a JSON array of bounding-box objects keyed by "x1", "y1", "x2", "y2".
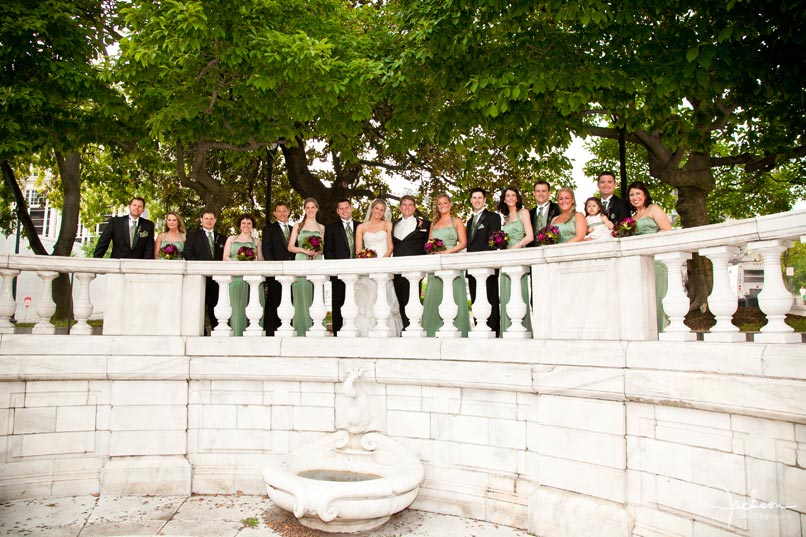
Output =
[{"x1": 0, "y1": 209, "x2": 803, "y2": 342}]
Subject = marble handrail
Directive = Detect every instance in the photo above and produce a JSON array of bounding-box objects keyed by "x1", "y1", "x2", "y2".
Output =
[{"x1": 0, "y1": 209, "x2": 803, "y2": 341}]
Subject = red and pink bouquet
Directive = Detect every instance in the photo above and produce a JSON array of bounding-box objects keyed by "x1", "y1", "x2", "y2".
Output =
[
  {"x1": 236, "y1": 245, "x2": 256, "y2": 261},
  {"x1": 159, "y1": 243, "x2": 180, "y2": 259},
  {"x1": 535, "y1": 225, "x2": 560, "y2": 246},
  {"x1": 488, "y1": 230, "x2": 509, "y2": 250},
  {"x1": 357, "y1": 248, "x2": 377, "y2": 259},
  {"x1": 424, "y1": 238, "x2": 446, "y2": 254},
  {"x1": 611, "y1": 217, "x2": 637, "y2": 238},
  {"x1": 301, "y1": 235, "x2": 323, "y2": 257}
]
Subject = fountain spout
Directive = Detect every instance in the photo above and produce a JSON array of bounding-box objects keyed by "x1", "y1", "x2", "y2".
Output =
[{"x1": 342, "y1": 368, "x2": 371, "y2": 435}]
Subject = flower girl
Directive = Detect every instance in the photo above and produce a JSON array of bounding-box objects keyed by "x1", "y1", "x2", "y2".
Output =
[{"x1": 584, "y1": 197, "x2": 614, "y2": 240}]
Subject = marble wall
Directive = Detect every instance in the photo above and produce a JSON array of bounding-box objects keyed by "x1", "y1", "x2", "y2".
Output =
[{"x1": 0, "y1": 335, "x2": 804, "y2": 537}]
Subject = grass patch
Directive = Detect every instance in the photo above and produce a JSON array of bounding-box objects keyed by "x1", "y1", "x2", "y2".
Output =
[
  {"x1": 240, "y1": 517, "x2": 259, "y2": 528},
  {"x1": 14, "y1": 319, "x2": 102, "y2": 328}
]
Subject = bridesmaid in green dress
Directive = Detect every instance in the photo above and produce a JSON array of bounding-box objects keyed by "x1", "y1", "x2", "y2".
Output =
[
  {"x1": 497, "y1": 187, "x2": 535, "y2": 334},
  {"x1": 154, "y1": 211, "x2": 186, "y2": 259},
  {"x1": 550, "y1": 188, "x2": 587, "y2": 244},
  {"x1": 627, "y1": 181, "x2": 672, "y2": 333},
  {"x1": 223, "y1": 214, "x2": 264, "y2": 336},
  {"x1": 421, "y1": 193, "x2": 471, "y2": 337},
  {"x1": 287, "y1": 198, "x2": 325, "y2": 336}
]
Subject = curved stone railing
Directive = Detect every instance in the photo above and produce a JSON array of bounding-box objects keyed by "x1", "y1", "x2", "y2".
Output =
[{"x1": 0, "y1": 209, "x2": 804, "y2": 342}]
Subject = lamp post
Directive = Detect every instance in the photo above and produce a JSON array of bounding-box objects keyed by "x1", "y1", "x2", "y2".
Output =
[{"x1": 264, "y1": 140, "x2": 283, "y2": 214}]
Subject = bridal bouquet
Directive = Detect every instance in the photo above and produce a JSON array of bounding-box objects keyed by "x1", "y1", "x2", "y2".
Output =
[
  {"x1": 159, "y1": 243, "x2": 180, "y2": 259},
  {"x1": 424, "y1": 238, "x2": 446, "y2": 254},
  {"x1": 236, "y1": 245, "x2": 256, "y2": 261},
  {"x1": 535, "y1": 225, "x2": 560, "y2": 246},
  {"x1": 357, "y1": 248, "x2": 377, "y2": 258},
  {"x1": 611, "y1": 217, "x2": 637, "y2": 238},
  {"x1": 488, "y1": 230, "x2": 509, "y2": 250},
  {"x1": 301, "y1": 235, "x2": 323, "y2": 257}
]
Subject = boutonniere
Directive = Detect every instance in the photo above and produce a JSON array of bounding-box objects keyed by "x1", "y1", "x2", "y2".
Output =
[
  {"x1": 417, "y1": 217, "x2": 426, "y2": 232},
  {"x1": 138, "y1": 230, "x2": 149, "y2": 238}
]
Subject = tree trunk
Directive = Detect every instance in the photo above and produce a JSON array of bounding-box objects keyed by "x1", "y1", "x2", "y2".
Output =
[
  {"x1": 52, "y1": 151, "x2": 83, "y2": 321},
  {"x1": 658, "y1": 153, "x2": 715, "y2": 311},
  {"x1": 1, "y1": 160, "x2": 48, "y2": 255}
]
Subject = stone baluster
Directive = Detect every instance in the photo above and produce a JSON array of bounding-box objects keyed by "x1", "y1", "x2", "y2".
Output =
[
  {"x1": 467, "y1": 268, "x2": 495, "y2": 339},
  {"x1": 501, "y1": 266, "x2": 530, "y2": 339},
  {"x1": 655, "y1": 252, "x2": 696, "y2": 342},
  {"x1": 370, "y1": 272, "x2": 393, "y2": 337},
  {"x1": 401, "y1": 271, "x2": 425, "y2": 338},
  {"x1": 435, "y1": 269, "x2": 460, "y2": 338},
  {"x1": 338, "y1": 274, "x2": 359, "y2": 337},
  {"x1": 699, "y1": 246, "x2": 743, "y2": 342},
  {"x1": 212, "y1": 275, "x2": 233, "y2": 337},
  {"x1": 0, "y1": 269, "x2": 20, "y2": 334},
  {"x1": 32, "y1": 271, "x2": 58, "y2": 335},
  {"x1": 308, "y1": 275, "x2": 331, "y2": 337},
  {"x1": 71, "y1": 272, "x2": 96, "y2": 335},
  {"x1": 747, "y1": 239, "x2": 800, "y2": 343},
  {"x1": 243, "y1": 275, "x2": 265, "y2": 337},
  {"x1": 274, "y1": 275, "x2": 296, "y2": 337}
]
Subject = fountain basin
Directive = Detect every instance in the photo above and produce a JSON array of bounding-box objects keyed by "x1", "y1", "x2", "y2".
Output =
[{"x1": 264, "y1": 429, "x2": 425, "y2": 533}]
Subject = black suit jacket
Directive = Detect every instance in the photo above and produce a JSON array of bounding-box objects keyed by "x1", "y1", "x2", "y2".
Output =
[
  {"x1": 466, "y1": 209, "x2": 501, "y2": 252},
  {"x1": 261, "y1": 221, "x2": 295, "y2": 261},
  {"x1": 324, "y1": 220, "x2": 358, "y2": 260},
  {"x1": 603, "y1": 195, "x2": 631, "y2": 225},
  {"x1": 528, "y1": 202, "x2": 560, "y2": 247},
  {"x1": 184, "y1": 228, "x2": 227, "y2": 261},
  {"x1": 93, "y1": 215, "x2": 155, "y2": 259},
  {"x1": 392, "y1": 217, "x2": 431, "y2": 257}
]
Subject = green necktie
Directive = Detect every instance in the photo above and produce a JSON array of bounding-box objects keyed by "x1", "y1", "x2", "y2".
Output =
[
  {"x1": 345, "y1": 223, "x2": 354, "y2": 257},
  {"x1": 538, "y1": 206, "x2": 545, "y2": 229},
  {"x1": 130, "y1": 221, "x2": 137, "y2": 247},
  {"x1": 207, "y1": 231, "x2": 214, "y2": 255}
]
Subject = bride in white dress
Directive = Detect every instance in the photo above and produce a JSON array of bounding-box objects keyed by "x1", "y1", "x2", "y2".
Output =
[{"x1": 354, "y1": 199, "x2": 404, "y2": 337}]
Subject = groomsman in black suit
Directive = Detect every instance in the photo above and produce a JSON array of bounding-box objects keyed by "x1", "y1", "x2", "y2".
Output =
[
  {"x1": 93, "y1": 197, "x2": 155, "y2": 259},
  {"x1": 261, "y1": 202, "x2": 295, "y2": 335},
  {"x1": 184, "y1": 209, "x2": 227, "y2": 333},
  {"x1": 465, "y1": 188, "x2": 501, "y2": 336},
  {"x1": 528, "y1": 180, "x2": 560, "y2": 246},
  {"x1": 392, "y1": 195, "x2": 431, "y2": 329},
  {"x1": 597, "y1": 171, "x2": 630, "y2": 224},
  {"x1": 323, "y1": 198, "x2": 357, "y2": 336}
]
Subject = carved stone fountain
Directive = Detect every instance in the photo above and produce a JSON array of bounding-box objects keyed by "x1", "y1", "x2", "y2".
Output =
[{"x1": 264, "y1": 369, "x2": 425, "y2": 533}]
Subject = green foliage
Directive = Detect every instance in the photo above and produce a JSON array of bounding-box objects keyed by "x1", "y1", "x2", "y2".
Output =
[
  {"x1": 394, "y1": 0, "x2": 806, "y2": 228},
  {"x1": 240, "y1": 517, "x2": 259, "y2": 528},
  {"x1": 782, "y1": 242, "x2": 806, "y2": 293}
]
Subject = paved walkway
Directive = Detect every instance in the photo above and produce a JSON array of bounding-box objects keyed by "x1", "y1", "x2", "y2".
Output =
[{"x1": 0, "y1": 495, "x2": 533, "y2": 536}]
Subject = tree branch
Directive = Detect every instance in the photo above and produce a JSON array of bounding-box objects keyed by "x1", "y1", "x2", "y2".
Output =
[
  {"x1": 1, "y1": 160, "x2": 48, "y2": 256},
  {"x1": 711, "y1": 144, "x2": 806, "y2": 172},
  {"x1": 197, "y1": 57, "x2": 219, "y2": 81}
]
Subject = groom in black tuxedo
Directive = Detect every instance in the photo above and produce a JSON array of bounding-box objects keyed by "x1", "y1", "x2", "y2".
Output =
[
  {"x1": 184, "y1": 209, "x2": 227, "y2": 333},
  {"x1": 323, "y1": 199, "x2": 357, "y2": 336},
  {"x1": 597, "y1": 171, "x2": 630, "y2": 224},
  {"x1": 392, "y1": 195, "x2": 431, "y2": 329},
  {"x1": 465, "y1": 188, "x2": 501, "y2": 336},
  {"x1": 261, "y1": 202, "x2": 295, "y2": 335},
  {"x1": 93, "y1": 197, "x2": 155, "y2": 259}
]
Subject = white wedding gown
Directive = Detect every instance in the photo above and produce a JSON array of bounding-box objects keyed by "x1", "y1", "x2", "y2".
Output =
[{"x1": 354, "y1": 231, "x2": 404, "y2": 337}]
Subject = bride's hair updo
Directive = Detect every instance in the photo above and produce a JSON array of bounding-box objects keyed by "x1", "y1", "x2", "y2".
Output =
[{"x1": 365, "y1": 198, "x2": 392, "y2": 223}]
